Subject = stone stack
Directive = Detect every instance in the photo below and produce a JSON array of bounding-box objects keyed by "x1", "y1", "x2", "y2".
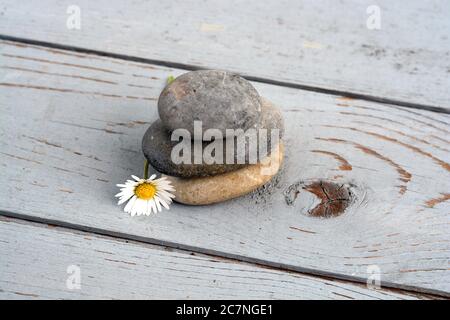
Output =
[{"x1": 142, "y1": 70, "x2": 284, "y2": 205}]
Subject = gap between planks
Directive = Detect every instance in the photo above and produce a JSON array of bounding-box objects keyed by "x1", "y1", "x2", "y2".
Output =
[
  {"x1": 0, "y1": 210, "x2": 447, "y2": 299},
  {"x1": 1, "y1": 34, "x2": 449, "y2": 115}
]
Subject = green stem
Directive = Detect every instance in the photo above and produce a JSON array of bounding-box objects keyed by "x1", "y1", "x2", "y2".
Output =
[
  {"x1": 167, "y1": 75, "x2": 175, "y2": 85},
  {"x1": 143, "y1": 159, "x2": 149, "y2": 179}
]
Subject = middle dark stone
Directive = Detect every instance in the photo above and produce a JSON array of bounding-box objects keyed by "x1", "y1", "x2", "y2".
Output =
[{"x1": 142, "y1": 98, "x2": 284, "y2": 178}]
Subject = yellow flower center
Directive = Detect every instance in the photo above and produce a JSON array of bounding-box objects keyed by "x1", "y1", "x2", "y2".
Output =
[{"x1": 134, "y1": 182, "x2": 157, "y2": 200}]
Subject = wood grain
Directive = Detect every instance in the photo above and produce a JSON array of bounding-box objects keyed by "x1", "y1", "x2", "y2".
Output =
[
  {"x1": 0, "y1": 0, "x2": 449, "y2": 110},
  {"x1": 0, "y1": 40, "x2": 449, "y2": 295},
  {"x1": 2, "y1": 216, "x2": 434, "y2": 300}
]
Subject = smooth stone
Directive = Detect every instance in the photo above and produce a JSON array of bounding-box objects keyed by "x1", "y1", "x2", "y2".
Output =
[
  {"x1": 142, "y1": 98, "x2": 284, "y2": 178},
  {"x1": 158, "y1": 70, "x2": 262, "y2": 138},
  {"x1": 166, "y1": 143, "x2": 284, "y2": 205}
]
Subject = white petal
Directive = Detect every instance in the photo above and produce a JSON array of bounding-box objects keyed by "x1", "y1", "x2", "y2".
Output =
[
  {"x1": 135, "y1": 199, "x2": 144, "y2": 216},
  {"x1": 128, "y1": 201, "x2": 137, "y2": 216},
  {"x1": 116, "y1": 190, "x2": 131, "y2": 197},
  {"x1": 158, "y1": 197, "x2": 170, "y2": 210},
  {"x1": 158, "y1": 188, "x2": 175, "y2": 196},
  {"x1": 154, "y1": 177, "x2": 169, "y2": 184},
  {"x1": 149, "y1": 199, "x2": 157, "y2": 214},
  {"x1": 131, "y1": 202, "x2": 138, "y2": 216},
  {"x1": 140, "y1": 199, "x2": 148, "y2": 216},
  {"x1": 137, "y1": 199, "x2": 146, "y2": 216},
  {"x1": 155, "y1": 198, "x2": 162, "y2": 212},
  {"x1": 158, "y1": 190, "x2": 175, "y2": 199},
  {"x1": 124, "y1": 196, "x2": 137, "y2": 213},
  {"x1": 160, "y1": 185, "x2": 176, "y2": 193},
  {"x1": 133, "y1": 199, "x2": 140, "y2": 216},
  {"x1": 142, "y1": 201, "x2": 149, "y2": 215},
  {"x1": 145, "y1": 201, "x2": 151, "y2": 216},
  {"x1": 157, "y1": 178, "x2": 173, "y2": 185},
  {"x1": 156, "y1": 181, "x2": 173, "y2": 189},
  {"x1": 118, "y1": 194, "x2": 133, "y2": 205},
  {"x1": 156, "y1": 191, "x2": 173, "y2": 204}
]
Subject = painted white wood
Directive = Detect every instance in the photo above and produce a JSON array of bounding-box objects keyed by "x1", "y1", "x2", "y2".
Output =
[
  {"x1": 1, "y1": 217, "x2": 431, "y2": 300},
  {"x1": 0, "y1": 40, "x2": 449, "y2": 295},
  {"x1": 0, "y1": 0, "x2": 449, "y2": 109}
]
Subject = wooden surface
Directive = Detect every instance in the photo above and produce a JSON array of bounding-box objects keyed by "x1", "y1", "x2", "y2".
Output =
[
  {"x1": 1, "y1": 39, "x2": 449, "y2": 298},
  {"x1": 2, "y1": 216, "x2": 433, "y2": 300},
  {"x1": 1, "y1": 0, "x2": 449, "y2": 111}
]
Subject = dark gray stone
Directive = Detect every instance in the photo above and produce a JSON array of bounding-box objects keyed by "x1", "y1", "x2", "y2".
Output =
[
  {"x1": 158, "y1": 70, "x2": 262, "y2": 139},
  {"x1": 143, "y1": 99, "x2": 284, "y2": 178}
]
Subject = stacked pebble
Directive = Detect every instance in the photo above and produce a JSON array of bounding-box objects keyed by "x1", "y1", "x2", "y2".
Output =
[{"x1": 142, "y1": 70, "x2": 284, "y2": 205}]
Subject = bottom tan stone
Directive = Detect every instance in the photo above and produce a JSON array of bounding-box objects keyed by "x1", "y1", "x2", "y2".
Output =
[{"x1": 165, "y1": 143, "x2": 284, "y2": 205}]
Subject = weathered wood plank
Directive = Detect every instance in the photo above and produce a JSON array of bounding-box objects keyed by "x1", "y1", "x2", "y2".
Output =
[
  {"x1": 2, "y1": 216, "x2": 434, "y2": 300},
  {"x1": 0, "y1": 40, "x2": 449, "y2": 295},
  {"x1": 0, "y1": 0, "x2": 449, "y2": 110}
]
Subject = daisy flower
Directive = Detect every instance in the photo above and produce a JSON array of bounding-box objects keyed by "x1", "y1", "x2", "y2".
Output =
[{"x1": 116, "y1": 173, "x2": 175, "y2": 216}]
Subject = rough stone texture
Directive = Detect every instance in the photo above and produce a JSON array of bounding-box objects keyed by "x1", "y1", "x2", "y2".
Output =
[
  {"x1": 167, "y1": 143, "x2": 284, "y2": 205},
  {"x1": 158, "y1": 70, "x2": 262, "y2": 138},
  {"x1": 143, "y1": 98, "x2": 284, "y2": 178}
]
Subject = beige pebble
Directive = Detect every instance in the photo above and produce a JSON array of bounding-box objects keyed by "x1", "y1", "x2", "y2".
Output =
[{"x1": 165, "y1": 143, "x2": 284, "y2": 205}]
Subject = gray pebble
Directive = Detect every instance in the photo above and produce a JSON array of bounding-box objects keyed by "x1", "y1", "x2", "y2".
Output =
[{"x1": 158, "y1": 70, "x2": 262, "y2": 139}]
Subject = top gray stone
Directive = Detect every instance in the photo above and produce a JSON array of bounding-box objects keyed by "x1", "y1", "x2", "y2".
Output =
[{"x1": 158, "y1": 70, "x2": 262, "y2": 139}]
